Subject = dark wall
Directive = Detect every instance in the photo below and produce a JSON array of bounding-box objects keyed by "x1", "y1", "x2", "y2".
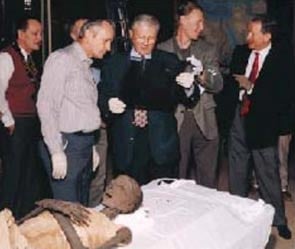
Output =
[
  {"x1": 127, "y1": 0, "x2": 174, "y2": 42},
  {"x1": 267, "y1": 0, "x2": 294, "y2": 43},
  {"x1": 50, "y1": 0, "x2": 107, "y2": 49},
  {"x1": 1, "y1": 0, "x2": 294, "y2": 54},
  {"x1": 51, "y1": 0, "x2": 106, "y2": 20},
  {"x1": 0, "y1": 0, "x2": 107, "y2": 49},
  {"x1": 51, "y1": 0, "x2": 174, "y2": 50},
  {"x1": 0, "y1": 0, "x2": 25, "y2": 47}
]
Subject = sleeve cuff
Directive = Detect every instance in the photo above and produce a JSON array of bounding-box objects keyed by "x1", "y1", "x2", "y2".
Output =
[
  {"x1": 184, "y1": 85, "x2": 195, "y2": 97},
  {"x1": 246, "y1": 84, "x2": 254, "y2": 95},
  {"x1": 1, "y1": 113, "x2": 14, "y2": 127}
]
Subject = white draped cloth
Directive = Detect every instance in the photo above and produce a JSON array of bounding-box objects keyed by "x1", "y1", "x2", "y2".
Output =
[{"x1": 115, "y1": 179, "x2": 274, "y2": 249}]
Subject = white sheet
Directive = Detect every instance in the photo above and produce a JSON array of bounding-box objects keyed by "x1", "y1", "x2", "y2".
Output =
[{"x1": 115, "y1": 179, "x2": 274, "y2": 249}]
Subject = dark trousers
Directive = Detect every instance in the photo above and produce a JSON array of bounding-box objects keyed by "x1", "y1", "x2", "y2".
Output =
[
  {"x1": 40, "y1": 132, "x2": 94, "y2": 206},
  {"x1": 116, "y1": 127, "x2": 177, "y2": 185},
  {"x1": 0, "y1": 117, "x2": 51, "y2": 219},
  {"x1": 228, "y1": 106, "x2": 286, "y2": 225},
  {"x1": 178, "y1": 111, "x2": 219, "y2": 188}
]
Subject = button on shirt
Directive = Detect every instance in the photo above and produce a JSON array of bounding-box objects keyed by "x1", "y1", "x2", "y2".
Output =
[
  {"x1": 37, "y1": 42, "x2": 101, "y2": 154},
  {"x1": 0, "y1": 46, "x2": 29, "y2": 127}
]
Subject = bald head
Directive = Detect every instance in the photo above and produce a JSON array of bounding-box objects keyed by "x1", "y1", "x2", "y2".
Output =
[
  {"x1": 70, "y1": 18, "x2": 88, "y2": 41},
  {"x1": 102, "y1": 175, "x2": 143, "y2": 213},
  {"x1": 78, "y1": 19, "x2": 115, "y2": 59}
]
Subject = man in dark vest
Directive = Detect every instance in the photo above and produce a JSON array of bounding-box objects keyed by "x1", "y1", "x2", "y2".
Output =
[{"x1": 0, "y1": 16, "x2": 49, "y2": 219}]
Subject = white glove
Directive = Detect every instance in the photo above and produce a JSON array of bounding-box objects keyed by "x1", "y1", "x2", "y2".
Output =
[
  {"x1": 187, "y1": 55, "x2": 203, "y2": 76},
  {"x1": 92, "y1": 146, "x2": 100, "y2": 172},
  {"x1": 176, "y1": 72, "x2": 195, "y2": 88},
  {"x1": 108, "y1": 97, "x2": 126, "y2": 114},
  {"x1": 51, "y1": 152, "x2": 67, "y2": 180}
]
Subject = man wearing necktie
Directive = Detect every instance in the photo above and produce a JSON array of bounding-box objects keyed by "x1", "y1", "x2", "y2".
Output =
[
  {"x1": 0, "y1": 16, "x2": 50, "y2": 219},
  {"x1": 228, "y1": 15, "x2": 295, "y2": 239},
  {"x1": 100, "y1": 14, "x2": 197, "y2": 185}
]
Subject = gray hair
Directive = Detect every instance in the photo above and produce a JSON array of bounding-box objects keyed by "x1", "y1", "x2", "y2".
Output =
[
  {"x1": 131, "y1": 14, "x2": 160, "y2": 32},
  {"x1": 79, "y1": 19, "x2": 115, "y2": 39}
]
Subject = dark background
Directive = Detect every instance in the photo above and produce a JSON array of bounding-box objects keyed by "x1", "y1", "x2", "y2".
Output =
[
  {"x1": 0, "y1": 0, "x2": 294, "y2": 57},
  {"x1": 0, "y1": 0, "x2": 175, "y2": 49}
]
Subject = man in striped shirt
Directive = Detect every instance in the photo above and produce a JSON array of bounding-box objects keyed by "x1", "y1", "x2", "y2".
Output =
[{"x1": 37, "y1": 20, "x2": 115, "y2": 205}]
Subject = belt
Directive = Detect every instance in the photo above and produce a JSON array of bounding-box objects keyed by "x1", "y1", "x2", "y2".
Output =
[
  {"x1": 13, "y1": 113, "x2": 37, "y2": 118},
  {"x1": 70, "y1": 131, "x2": 95, "y2": 136}
]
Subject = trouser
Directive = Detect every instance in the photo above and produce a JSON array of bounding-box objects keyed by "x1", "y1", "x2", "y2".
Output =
[
  {"x1": 115, "y1": 126, "x2": 178, "y2": 185},
  {"x1": 41, "y1": 132, "x2": 94, "y2": 206},
  {"x1": 89, "y1": 128, "x2": 108, "y2": 207},
  {"x1": 0, "y1": 116, "x2": 51, "y2": 219},
  {"x1": 278, "y1": 134, "x2": 292, "y2": 190},
  {"x1": 228, "y1": 107, "x2": 286, "y2": 225},
  {"x1": 178, "y1": 111, "x2": 218, "y2": 188}
]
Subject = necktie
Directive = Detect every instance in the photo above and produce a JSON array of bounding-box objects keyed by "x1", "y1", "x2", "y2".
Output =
[
  {"x1": 132, "y1": 55, "x2": 148, "y2": 128},
  {"x1": 141, "y1": 55, "x2": 146, "y2": 72},
  {"x1": 133, "y1": 109, "x2": 148, "y2": 128},
  {"x1": 26, "y1": 54, "x2": 39, "y2": 83},
  {"x1": 248, "y1": 52, "x2": 259, "y2": 83},
  {"x1": 240, "y1": 52, "x2": 259, "y2": 116}
]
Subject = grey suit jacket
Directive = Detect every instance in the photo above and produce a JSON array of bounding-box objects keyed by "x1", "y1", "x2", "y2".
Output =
[{"x1": 158, "y1": 37, "x2": 223, "y2": 140}]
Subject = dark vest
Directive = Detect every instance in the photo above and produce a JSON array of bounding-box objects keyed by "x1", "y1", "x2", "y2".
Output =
[{"x1": 2, "y1": 45, "x2": 37, "y2": 116}]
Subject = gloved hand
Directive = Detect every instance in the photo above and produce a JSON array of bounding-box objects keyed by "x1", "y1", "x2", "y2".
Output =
[
  {"x1": 92, "y1": 146, "x2": 100, "y2": 172},
  {"x1": 51, "y1": 152, "x2": 67, "y2": 180},
  {"x1": 176, "y1": 72, "x2": 195, "y2": 88},
  {"x1": 108, "y1": 97, "x2": 126, "y2": 114},
  {"x1": 186, "y1": 55, "x2": 203, "y2": 76}
]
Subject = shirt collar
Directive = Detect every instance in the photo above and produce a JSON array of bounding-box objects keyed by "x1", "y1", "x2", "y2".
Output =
[
  {"x1": 18, "y1": 46, "x2": 29, "y2": 61},
  {"x1": 253, "y1": 43, "x2": 271, "y2": 57},
  {"x1": 130, "y1": 47, "x2": 152, "y2": 61},
  {"x1": 73, "y1": 42, "x2": 93, "y2": 65}
]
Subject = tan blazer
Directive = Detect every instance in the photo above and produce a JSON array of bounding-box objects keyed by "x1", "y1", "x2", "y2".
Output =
[{"x1": 158, "y1": 38, "x2": 223, "y2": 140}]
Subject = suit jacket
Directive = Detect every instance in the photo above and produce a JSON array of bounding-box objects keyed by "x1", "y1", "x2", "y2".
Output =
[
  {"x1": 229, "y1": 43, "x2": 295, "y2": 149},
  {"x1": 158, "y1": 38, "x2": 223, "y2": 140},
  {"x1": 100, "y1": 49, "x2": 188, "y2": 170}
]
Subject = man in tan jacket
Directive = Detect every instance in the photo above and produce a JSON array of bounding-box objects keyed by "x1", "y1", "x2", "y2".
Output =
[{"x1": 158, "y1": 0, "x2": 223, "y2": 188}]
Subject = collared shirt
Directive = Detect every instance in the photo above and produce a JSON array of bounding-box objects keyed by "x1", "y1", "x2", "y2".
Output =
[
  {"x1": 245, "y1": 43, "x2": 271, "y2": 79},
  {"x1": 130, "y1": 48, "x2": 152, "y2": 60},
  {"x1": 0, "y1": 46, "x2": 29, "y2": 127},
  {"x1": 239, "y1": 43, "x2": 272, "y2": 100},
  {"x1": 37, "y1": 42, "x2": 101, "y2": 154}
]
